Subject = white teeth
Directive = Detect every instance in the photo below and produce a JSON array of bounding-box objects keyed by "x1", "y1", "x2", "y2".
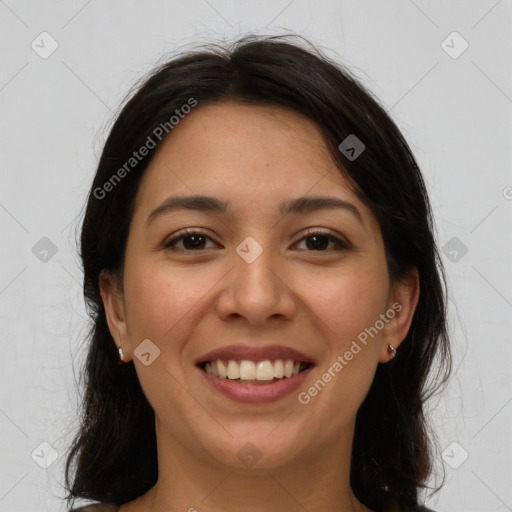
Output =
[
  {"x1": 240, "y1": 360, "x2": 256, "y2": 380},
  {"x1": 256, "y1": 360, "x2": 274, "y2": 380},
  {"x1": 227, "y1": 360, "x2": 240, "y2": 379},
  {"x1": 274, "y1": 359, "x2": 284, "y2": 378},
  {"x1": 284, "y1": 360, "x2": 294, "y2": 378},
  {"x1": 203, "y1": 358, "x2": 308, "y2": 381},
  {"x1": 218, "y1": 360, "x2": 227, "y2": 379}
]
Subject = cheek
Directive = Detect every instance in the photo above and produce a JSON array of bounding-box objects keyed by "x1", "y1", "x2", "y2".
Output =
[
  {"x1": 292, "y1": 266, "x2": 390, "y2": 448},
  {"x1": 301, "y1": 262, "x2": 390, "y2": 343},
  {"x1": 125, "y1": 265, "x2": 201, "y2": 339},
  {"x1": 122, "y1": 263, "x2": 208, "y2": 415},
  {"x1": 123, "y1": 258, "x2": 228, "y2": 371}
]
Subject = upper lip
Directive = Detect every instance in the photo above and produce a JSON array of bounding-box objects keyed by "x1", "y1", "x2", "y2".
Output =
[{"x1": 195, "y1": 344, "x2": 316, "y2": 365}]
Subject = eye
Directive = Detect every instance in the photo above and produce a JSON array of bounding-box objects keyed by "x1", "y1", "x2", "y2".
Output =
[
  {"x1": 163, "y1": 229, "x2": 218, "y2": 251},
  {"x1": 163, "y1": 228, "x2": 351, "y2": 253},
  {"x1": 293, "y1": 229, "x2": 350, "y2": 252}
]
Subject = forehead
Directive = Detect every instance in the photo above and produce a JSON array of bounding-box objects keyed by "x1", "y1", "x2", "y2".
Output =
[{"x1": 137, "y1": 102, "x2": 356, "y2": 199}]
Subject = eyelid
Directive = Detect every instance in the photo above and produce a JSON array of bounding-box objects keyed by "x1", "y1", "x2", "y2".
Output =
[
  {"x1": 293, "y1": 227, "x2": 351, "y2": 250},
  {"x1": 162, "y1": 227, "x2": 219, "y2": 250},
  {"x1": 163, "y1": 227, "x2": 352, "y2": 252}
]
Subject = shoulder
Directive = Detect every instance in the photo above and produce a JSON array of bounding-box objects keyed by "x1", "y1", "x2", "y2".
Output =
[{"x1": 69, "y1": 503, "x2": 119, "y2": 512}]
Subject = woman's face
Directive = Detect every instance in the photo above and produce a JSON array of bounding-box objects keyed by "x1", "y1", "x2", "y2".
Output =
[{"x1": 101, "y1": 102, "x2": 418, "y2": 471}]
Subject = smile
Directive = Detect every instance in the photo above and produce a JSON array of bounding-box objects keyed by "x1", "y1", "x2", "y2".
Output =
[
  {"x1": 200, "y1": 359, "x2": 311, "y2": 385},
  {"x1": 195, "y1": 343, "x2": 315, "y2": 403}
]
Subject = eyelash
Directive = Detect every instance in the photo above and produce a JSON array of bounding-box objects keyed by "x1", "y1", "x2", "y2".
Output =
[{"x1": 163, "y1": 228, "x2": 351, "y2": 253}]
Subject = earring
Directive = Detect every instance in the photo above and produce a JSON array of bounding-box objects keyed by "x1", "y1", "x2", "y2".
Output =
[
  {"x1": 387, "y1": 344, "x2": 397, "y2": 359},
  {"x1": 119, "y1": 347, "x2": 125, "y2": 363}
]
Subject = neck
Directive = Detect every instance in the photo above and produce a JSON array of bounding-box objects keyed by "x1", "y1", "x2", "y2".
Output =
[{"x1": 125, "y1": 417, "x2": 371, "y2": 512}]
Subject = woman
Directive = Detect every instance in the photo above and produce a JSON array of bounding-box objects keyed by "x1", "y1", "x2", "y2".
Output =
[{"x1": 65, "y1": 34, "x2": 451, "y2": 512}]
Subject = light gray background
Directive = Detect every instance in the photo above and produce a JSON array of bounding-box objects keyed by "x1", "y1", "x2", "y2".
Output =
[{"x1": 1, "y1": 1, "x2": 511, "y2": 511}]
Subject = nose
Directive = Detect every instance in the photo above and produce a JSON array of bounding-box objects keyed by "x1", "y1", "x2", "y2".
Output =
[{"x1": 215, "y1": 241, "x2": 297, "y2": 326}]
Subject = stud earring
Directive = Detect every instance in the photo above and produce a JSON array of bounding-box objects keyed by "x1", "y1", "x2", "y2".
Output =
[
  {"x1": 387, "y1": 344, "x2": 397, "y2": 359},
  {"x1": 119, "y1": 347, "x2": 125, "y2": 363}
]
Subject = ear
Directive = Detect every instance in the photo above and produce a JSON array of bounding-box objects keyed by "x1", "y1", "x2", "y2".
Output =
[
  {"x1": 99, "y1": 269, "x2": 131, "y2": 362},
  {"x1": 379, "y1": 267, "x2": 420, "y2": 363}
]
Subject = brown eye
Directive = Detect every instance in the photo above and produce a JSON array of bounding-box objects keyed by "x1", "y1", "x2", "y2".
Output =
[
  {"x1": 164, "y1": 229, "x2": 217, "y2": 251},
  {"x1": 294, "y1": 230, "x2": 350, "y2": 252}
]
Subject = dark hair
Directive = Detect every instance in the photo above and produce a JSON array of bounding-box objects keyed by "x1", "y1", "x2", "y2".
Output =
[{"x1": 65, "y1": 34, "x2": 452, "y2": 511}]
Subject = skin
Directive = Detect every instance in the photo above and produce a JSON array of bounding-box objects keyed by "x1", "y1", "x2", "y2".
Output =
[{"x1": 100, "y1": 102, "x2": 419, "y2": 512}]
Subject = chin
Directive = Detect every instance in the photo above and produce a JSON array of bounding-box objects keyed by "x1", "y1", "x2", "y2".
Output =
[{"x1": 200, "y1": 429, "x2": 308, "y2": 472}]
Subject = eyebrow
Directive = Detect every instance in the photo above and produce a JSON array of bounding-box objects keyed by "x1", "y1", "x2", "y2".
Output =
[{"x1": 145, "y1": 194, "x2": 364, "y2": 228}]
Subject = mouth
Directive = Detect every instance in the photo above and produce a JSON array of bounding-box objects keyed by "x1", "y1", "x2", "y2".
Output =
[
  {"x1": 199, "y1": 359, "x2": 312, "y2": 385},
  {"x1": 195, "y1": 344, "x2": 316, "y2": 403}
]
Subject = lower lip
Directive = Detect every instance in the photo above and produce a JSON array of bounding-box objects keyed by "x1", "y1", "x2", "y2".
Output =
[{"x1": 198, "y1": 366, "x2": 313, "y2": 403}]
